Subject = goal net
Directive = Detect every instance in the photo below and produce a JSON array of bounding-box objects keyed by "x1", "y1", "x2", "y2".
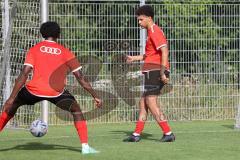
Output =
[
  {"x1": 0, "y1": 0, "x2": 41, "y2": 128},
  {"x1": 0, "y1": 0, "x2": 239, "y2": 128}
]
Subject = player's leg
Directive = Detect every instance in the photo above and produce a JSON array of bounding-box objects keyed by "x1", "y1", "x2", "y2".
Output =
[
  {"x1": 145, "y1": 95, "x2": 175, "y2": 142},
  {"x1": 144, "y1": 70, "x2": 175, "y2": 142},
  {"x1": 0, "y1": 100, "x2": 23, "y2": 131},
  {"x1": 0, "y1": 87, "x2": 39, "y2": 131},
  {"x1": 123, "y1": 96, "x2": 148, "y2": 142},
  {"x1": 69, "y1": 101, "x2": 99, "y2": 154},
  {"x1": 134, "y1": 97, "x2": 148, "y2": 135},
  {"x1": 49, "y1": 90, "x2": 99, "y2": 154}
]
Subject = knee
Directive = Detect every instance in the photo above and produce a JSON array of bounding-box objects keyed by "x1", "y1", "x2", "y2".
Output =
[
  {"x1": 70, "y1": 106, "x2": 82, "y2": 116},
  {"x1": 3, "y1": 103, "x2": 21, "y2": 116},
  {"x1": 70, "y1": 109, "x2": 85, "y2": 121},
  {"x1": 145, "y1": 96, "x2": 156, "y2": 106},
  {"x1": 69, "y1": 104, "x2": 85, "y2": 121}
]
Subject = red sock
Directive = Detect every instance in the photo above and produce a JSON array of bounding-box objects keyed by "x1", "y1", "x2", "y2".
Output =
[
  {"x1": 158, "y1": 120, "x2": 171, "y2": 135},
  {"x1": 0, "y1": 112, "x2": 13, "y2": 131},
  {"x1": 134, "y1": 121, "x2": 145, "y2": 135},
  {"x1": 74, "y1": 121, "x2": 88, "y2": 144}
]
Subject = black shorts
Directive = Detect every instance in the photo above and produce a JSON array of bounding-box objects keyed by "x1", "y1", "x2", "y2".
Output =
[
  {"x1": 14, "y1": 87, "x2": 76, "y2": 110},
  {"x1": 143, "y1": 70, "x2": 170, "y2": 96}
]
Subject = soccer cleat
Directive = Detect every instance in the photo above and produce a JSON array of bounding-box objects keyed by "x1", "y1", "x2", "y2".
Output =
[
  {"x1": 82, "y1": 146, "x2": 100, "y2": 155},
  {"x1": 159, "y1": 133, "x2": 175, "y2": 142},
  {"x1": 123, "y1": 134, "x2": 141, "y2": 142}
]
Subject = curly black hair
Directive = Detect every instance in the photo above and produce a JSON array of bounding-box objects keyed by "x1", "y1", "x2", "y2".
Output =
[
  {"x1": 135, "y1": 5, "x2": 154, "y2": 18},
  {"x1": 40, "y1": 21, "x2": 60, "y2": 39}
]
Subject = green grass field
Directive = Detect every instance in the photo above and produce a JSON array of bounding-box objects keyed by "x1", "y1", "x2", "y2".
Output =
[{"x1": 0, "y1": 120, "x2": 240, "y2": 160}]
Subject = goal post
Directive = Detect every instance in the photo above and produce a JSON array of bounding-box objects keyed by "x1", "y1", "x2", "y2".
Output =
[
  {"x1": 235, "y1": 103, "x2": 240, "y2": 130},
  {"x1": 40, "y1": 0, "x2": 49, "y2": 124},
  {"x1": 0, "y1": 0, "x2": 16, "y2": 105},
  {"x1": 1, "y1": 0, "x2": 42, "y2": 128}
]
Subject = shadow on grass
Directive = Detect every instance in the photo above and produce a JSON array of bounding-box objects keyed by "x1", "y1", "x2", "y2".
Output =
[
  {"x1": 110, "y1": 130, "x2": 159, "y2": 141},
  {"x1": 0, "y1": 142, "x2": 81, "y2": 153},
  {"x1": 222, "y1": 125, "x2": 234, "y2": 129}
]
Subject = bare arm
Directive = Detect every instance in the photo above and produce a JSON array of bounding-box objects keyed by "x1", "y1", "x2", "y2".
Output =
[
  {"x1": 159, "y1": 46, "x2": 169, "y2": 84},
  {"x1": 73, "y1": 69, "x2": 98, "y2": 98},
  {"x1": 9, "y1": 65, "x2": 32, "y2": 100},
  {"x1": 160, "y1": 46, "x2": 169, "y2": 69},
  {"x1": 126, "y1": 55, "x2": 144, "y2": 63},
  {"x1": 73, "y1": 69, "x2": 102, "y2": 107}
]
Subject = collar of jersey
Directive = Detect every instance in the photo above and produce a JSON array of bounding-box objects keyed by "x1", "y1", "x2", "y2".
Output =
[
  {"x1": 43, "y1": 40, "x2": 56, "y2": 43},
  {"x1": 148, "y1": 24, "x2": 156, "y2": 33}
]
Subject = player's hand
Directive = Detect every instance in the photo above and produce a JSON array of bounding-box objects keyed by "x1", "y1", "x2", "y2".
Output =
[
  {"x1": 94, "y1": 97, "x2": 102, "y2": 108},
  {"x1": 126, "y1": 55, "x2": 134, "y2": 63},
  {"x1": 160, "y1": 74, "x2": 169, "y2": 84}
]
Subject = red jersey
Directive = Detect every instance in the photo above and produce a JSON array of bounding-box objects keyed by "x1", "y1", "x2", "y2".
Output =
[
  {"x1": 142, "y1": 24, "x2": 170, "y2": 72},
  {"x1": 24, "y1": 40, "x2": 81, "y2": 97}
]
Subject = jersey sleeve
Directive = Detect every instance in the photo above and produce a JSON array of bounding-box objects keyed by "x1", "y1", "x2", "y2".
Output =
[
  {"x1": 24, "y1": 48, "x2": 34, "y2": 68},
  {"x1": 64, "y1": 48, "x2": 82, "y2": 72},
  {"x1": 150, "y1": 28, "x2": 168, "y2": 50}
]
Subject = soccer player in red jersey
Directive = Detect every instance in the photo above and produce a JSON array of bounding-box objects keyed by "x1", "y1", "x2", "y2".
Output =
[
  {"x1": 0, "y1": 21, "x2": 102, "y2": 154},
  {"x1": 124, "y1": 5, "x2": 175, "y2": 142}
]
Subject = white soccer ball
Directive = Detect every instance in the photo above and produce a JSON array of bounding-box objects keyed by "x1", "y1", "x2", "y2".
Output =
[{"x1": 30, "y1": 119, "x2": 48, "y2": 137}]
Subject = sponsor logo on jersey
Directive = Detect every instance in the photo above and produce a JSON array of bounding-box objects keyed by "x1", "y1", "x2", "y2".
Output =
[{"x1": 40, "y1": 46, "x2": 62, "y2": 55}]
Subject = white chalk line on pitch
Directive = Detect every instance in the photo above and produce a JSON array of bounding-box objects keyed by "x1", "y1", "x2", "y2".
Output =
[{"x1": 0, "y1": 129, "x2": 238, "y2": 142}]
